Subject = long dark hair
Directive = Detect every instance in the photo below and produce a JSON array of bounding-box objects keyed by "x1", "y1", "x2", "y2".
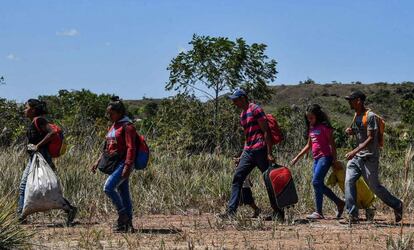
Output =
[
  {"x1": 107, "y1": 96, "x2": 126, "y2": 116},
  {"x1": 26, "y1": 99, "x2": 47, "y2": 116},
  {"x1": 305, "y1": 104, "x2": 332, "y2": 134}
]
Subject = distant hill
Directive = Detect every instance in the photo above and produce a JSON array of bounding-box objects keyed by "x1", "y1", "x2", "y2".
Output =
[
  {"x1": 264, "y1": 82, "x2": 414, "y2": 125},
  {"x1": 125, "y1": 82, "x2": 414, "y2": 125}
]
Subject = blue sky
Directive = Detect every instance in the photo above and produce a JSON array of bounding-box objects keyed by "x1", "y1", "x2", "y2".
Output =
[{"x1": 1, "y1": 0, "x2": 413, "y2": 101}]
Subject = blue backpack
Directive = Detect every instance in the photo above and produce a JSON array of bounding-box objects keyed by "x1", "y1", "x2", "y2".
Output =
[{"x1": 122, "y1": 124, "x2": 150, "y2": 170}]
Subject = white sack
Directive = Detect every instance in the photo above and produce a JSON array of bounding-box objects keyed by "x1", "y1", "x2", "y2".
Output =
[{"x1": 22, "y1": 152, "x2": 67, "y2": 216}]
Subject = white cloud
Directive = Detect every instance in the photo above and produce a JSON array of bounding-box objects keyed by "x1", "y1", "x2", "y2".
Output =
[
  {"x1": 56, "y1": 28, "x2": 80, "y2": 37},
  {"x1": 6, "y1": 53, "x2": 19, "y2": 61}
]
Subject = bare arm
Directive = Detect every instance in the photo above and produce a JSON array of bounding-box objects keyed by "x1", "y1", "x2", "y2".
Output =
[
  {"x1": 91, "y1": 140, "x2": 106, "y2": 173},
  {"x1": 345, "y1": 127, "x2": 354, "y2": 136},
  {"x1": 346, "y1": 113, "x2": 377, "y2": 160},
  {"x1": 91, "y1": 154, "x2": 103, "y2": 173},
  {"x1": 290, "y1": 137, "x2": 311, "y2": 166},
  {"x1": 345, "y1": 130, "x2": 374, "y2": 160},
  {"x1": 258, "y1": 119, "x2": 274, "y2": 161},
  {"x1": 35, "y1": 123, "x2": 56, "y2": 150}
]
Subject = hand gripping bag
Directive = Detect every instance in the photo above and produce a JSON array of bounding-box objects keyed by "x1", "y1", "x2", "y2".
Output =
[{"x1": 22, "y1": 152, "x2": 67, "y2": 217}]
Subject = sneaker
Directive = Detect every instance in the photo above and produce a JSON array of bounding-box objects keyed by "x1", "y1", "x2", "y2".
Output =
[
  {"x1": 217, "y1": 211, "x2": 236, "y2": 220},
  {"x1": 114, "y1": 221, "x2": 135, "y2": 233},
  {"x1": 18, "y1": 216, "x2": 28, "y2": 225},
  {"x1": 252, "y1": 208, "x2": 261, "y2": 218},
  {"x1": 128, "y1": 219, "x2": 135, "y2": 233},
  {"x1": 306, "y1": 212, "x2": 324, "y2": 220},
  {"x1": 66, "y1": 207, "x2": 78, "y2": 227},
  {"x1": 113, "y1": 214, "x2": 130, "y2": 233},
  {"x1": 113, "y1": 223, "x2": 129, "y2": 233},
  {"x1": 365, "y1": 208, "x2": 376, "y2": 221},
  {"x1": 336, "y1": 201, "x2": 345, "y2": 219},
  {"x1": 339, "y1": 215, "x2": 359, "y2": 225},
  {"x1": 394, "y1": 202, "x2": 403, "y2": 223}
]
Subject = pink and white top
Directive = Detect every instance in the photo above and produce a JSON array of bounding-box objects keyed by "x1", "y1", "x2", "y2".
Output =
[{"x1": 309, "y1": 124, "x2": 333, "y2": 159}]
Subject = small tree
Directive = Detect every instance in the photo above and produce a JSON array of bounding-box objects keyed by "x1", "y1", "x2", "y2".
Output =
[
  {"x1": 166, "y1": 34, "x2": 277, "y2": 127},
  {"x1": 299, "y1": 78, "x2": 316, "y2": 85}
]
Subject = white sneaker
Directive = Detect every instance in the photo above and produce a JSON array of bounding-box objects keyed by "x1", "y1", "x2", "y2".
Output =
[{"x1": 306, "y1": 212, "x2": 324, "y2": 220}]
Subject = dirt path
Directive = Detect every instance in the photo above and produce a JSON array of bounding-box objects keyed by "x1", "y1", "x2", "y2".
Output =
[{"x1": 25, "y1": 212, "x2": 414, "y2": 249}]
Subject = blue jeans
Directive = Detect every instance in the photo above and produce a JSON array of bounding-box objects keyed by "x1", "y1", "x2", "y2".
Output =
[
  {"x1": 18, "y1": 161, "x2": 32, "y2": 216},
  {"x1": 18, "y1": 149, "x2": 72, "y2": 217},
  {"x1": 312, "y1": 156, "x2": 342, "y2": 215},
  {"x1": 228, "y1": 147, "x2": 283, "y2": 214},
  {"x1": 103, "y1": 162, "x2": 133, "y2": 219}
]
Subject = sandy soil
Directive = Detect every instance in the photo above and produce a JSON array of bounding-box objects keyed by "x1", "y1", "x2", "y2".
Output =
[{"x1": 23, "y1": 211, "x2": 414, "y2": 250}]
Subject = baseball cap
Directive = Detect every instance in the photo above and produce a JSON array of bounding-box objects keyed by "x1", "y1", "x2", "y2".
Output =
[
  {"x1": 345, "y1": 90, "x2": 366, "y2": 101},
  {"x1": 228, "y1": 89, "x2": 247, "y2": 100}
]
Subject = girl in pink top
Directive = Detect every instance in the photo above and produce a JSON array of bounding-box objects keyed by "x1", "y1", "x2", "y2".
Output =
[{"x1": 291, "y1": 104, "x2": 345, "y2": 220}]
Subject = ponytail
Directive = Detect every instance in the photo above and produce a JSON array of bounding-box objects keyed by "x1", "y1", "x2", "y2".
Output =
[{"x1": 107, "y1": 96, "x2": 126, "y2": 116}]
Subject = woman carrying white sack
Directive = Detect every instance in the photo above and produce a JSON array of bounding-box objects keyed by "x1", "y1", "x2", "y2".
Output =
[{"x1": 17, "y1": 99, "x2": 77, "y2": 226}]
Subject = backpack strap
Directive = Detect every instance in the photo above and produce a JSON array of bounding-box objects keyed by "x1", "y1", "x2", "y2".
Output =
[
  {"x1": 350, "y1": 109, "x2": 370, "y2": 129},
  {"x1": 361, "y1": 109, "x2": 371, "y2": 128},
  {"x1": 121, "y1": 122, "x2": 141, "y2": 147},
  {"x1": 33, "y1": 117, "x2": 49, "y2": 134},
  {"x1": 33, "y1": 117, "x2": 41, "y2": 132}
]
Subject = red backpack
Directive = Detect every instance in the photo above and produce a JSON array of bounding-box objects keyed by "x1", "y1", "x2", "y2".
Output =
[
  {"x1": 34, "y1": 118, "x2": 67, "y2": 158},
  {"x1": 266, "y1": 114, "x2": 284, "y2": 145}
]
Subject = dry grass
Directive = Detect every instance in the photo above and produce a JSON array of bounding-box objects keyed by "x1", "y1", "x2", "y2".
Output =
[{"x1": 0, "y1": 139, "x2": 413, "y2": 249}]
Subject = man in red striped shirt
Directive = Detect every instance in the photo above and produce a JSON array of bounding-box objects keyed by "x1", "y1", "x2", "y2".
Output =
[{"x1": 220, "y1": 89, "x2": 284, "y2": 220}]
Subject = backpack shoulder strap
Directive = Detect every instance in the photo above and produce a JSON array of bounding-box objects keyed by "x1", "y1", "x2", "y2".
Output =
[
  {"x1": 33, "y1": 117, "x2": 41, "y2": 132},
  {"x1": 121, "y1": 122, "x2": 140, "y2": 143},
  {"x1": 362, "y1": 109, "x2": 376, "y2": 128},
  {"x1": 362, "y1": 109, "x2": 370, "y2": 127},
  {"x1": 121, "y1": 122, "x2": 133, "y2": 136},
  {"x1": 33, "y1": 117, "x2": 49, "y2": 133}
]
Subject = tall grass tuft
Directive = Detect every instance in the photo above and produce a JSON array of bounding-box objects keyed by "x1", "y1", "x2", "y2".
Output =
[
  {"x1": 0, "y1": 195, "x2": 32, "y2": 249},
  {"x1": 386, "y1": 233, "x2": 414, "y2": 250}
]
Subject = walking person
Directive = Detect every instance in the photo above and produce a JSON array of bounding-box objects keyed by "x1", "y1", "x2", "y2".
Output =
[
  {"x1": 91, "y1": 96, "x2": 137, "y2": 232},
  {"x1": 232, "y1": 151, "x2": 262, "y2": 218},
  {"x1": 343, "y1": 90, "x2": 403, "y2": 223},
  {"x1": 291, "y1": 104, "x2": 345, "y2": 219},
  {"x1": 18, "y1": 99, "x2": 77, "y2": 225},
  {"x1": 220, "y1": 89, "x2": 284, "y2": 220}
]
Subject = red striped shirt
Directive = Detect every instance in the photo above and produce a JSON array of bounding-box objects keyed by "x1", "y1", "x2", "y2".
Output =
[{"x1": 240, "y1": 103, "x2": 267, "y2": 150}]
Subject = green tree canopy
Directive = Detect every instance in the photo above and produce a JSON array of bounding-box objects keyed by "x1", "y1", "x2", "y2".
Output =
[{"x1": 166, "y1": 34, "x2": 277, "y2": 123}]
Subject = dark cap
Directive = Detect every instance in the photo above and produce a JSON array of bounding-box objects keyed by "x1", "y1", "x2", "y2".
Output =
[
  {"x1": 228, "y1": 89, "x2": 247, "y2": 100},
  {"x1": 345, "y1": 90, "x2": 366, "y2": 101}
]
